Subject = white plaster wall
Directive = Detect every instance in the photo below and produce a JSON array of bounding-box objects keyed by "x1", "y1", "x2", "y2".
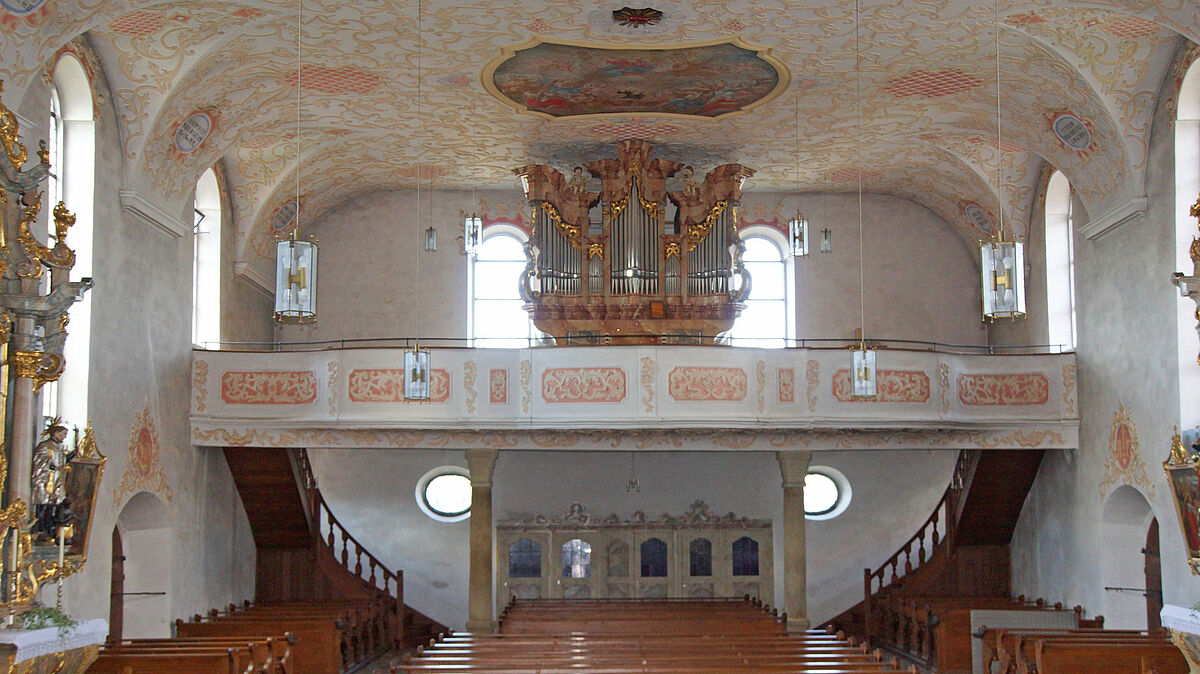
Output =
[
  {"x1": 310, "y1": 448, "x2": 955, "y2": 629},
  {"x1": 284, "y1": 190, "x2": 984, "y2": 347},
  {"x1": 1010, "y1": 54, "x2": 1200, "y2": 618},
  {"x1": 29, "y1": 53, "x2": 260, "y2": 632}
]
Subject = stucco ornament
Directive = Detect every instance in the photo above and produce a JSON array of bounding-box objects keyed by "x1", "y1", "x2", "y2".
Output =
[
  {"x1": 1098, "y1": 402, "x2": 1155, "y2": 500},
  {"x1": 114, "y1": 408, "x2": 174, "y2": 505}
]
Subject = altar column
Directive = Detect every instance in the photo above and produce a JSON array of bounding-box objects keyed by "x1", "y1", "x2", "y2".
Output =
[
  {"x1": 777, "y1": 450, "x2": 812, "y2": 631},
  {"x1": 465, "y1": 448, "x2": 499, "y2": 633}
]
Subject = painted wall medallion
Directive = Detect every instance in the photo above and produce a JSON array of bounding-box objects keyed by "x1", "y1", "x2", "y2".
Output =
[
  {"x1": 490, "y1": 369, "x2": 508, "y2": 404},
  {"x1": 486, "y1": 39, "x2": 787, "y2": 119},
  {"x1": 349, "y1": 368, "x2": 451, "y2": 403},
  {"x1": 612, "y1": 7, "x2": 663, "y2": 27},
  {"x1": 1099, "y1": 402, "x2": 1155, "y2": 499},
  {"x1": 778, "y1": 368, "x2": 794, "y2": 403},
  {"x1": 270, "y1": 200, "x2": 299, "y2": 236},
  {"x1": 173, "y1": 111, "x2": 213, "y2": 154},
  {"x1": 0, "y1": 0, "x2": 46, "y2": 15},
  {"x1": 961, "y1": 202, "x2": 994, "y2": 233},
  {"x1": 113, "y1": 408, "x2": 174, "y2": 505}
]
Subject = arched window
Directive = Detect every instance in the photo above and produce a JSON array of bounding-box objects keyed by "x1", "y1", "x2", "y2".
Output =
[
  {"x1": 688, "y1": 538, "x2": 712, "y2": 576},
  {"x1": 639, "y1": 537, "x2": 668, "y2": 577},
  {"x1": 469, "y1": 226, "x2": 540, "y2": 348},
  {"x1": 731, "y1": 536, "x2": 759, "y2": 576},
  {"x1": 729, "y1": 227, "x2": 793, "y2": 347},
  {"x1": 1177, "y1": 58, "x2": 1200, "y2": 434},
  {"x1": 508, "y1": 539, "x2": 542, "y2": 578},
  {"x1": 561, "y1": 538, "x2": 591, "y2": 578},
  {"x1": 193, "y1": 168, "x2": 221, "y2": 347},
  {"x1": 40, "y1": 84, "x2": 64, "y2": 421},
  {"x1": 46, "y1": 54, "x2": 94, "y2": 428},
  {"x1": 1045, "y1": 171, "x2": 1076, "y2": 351}
]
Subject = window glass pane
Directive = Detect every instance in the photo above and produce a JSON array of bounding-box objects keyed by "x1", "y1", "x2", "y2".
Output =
[
  {"x1": 509, "y1": 539, "x2": 542, "y2": 578},
  {"x1": 742, "y1": 237, "x2": 782, "y2": 262},
  {"x1": 804, "y1": 472, "x2": 840, "y2": 515},
  {"x1": 423, "y1": 474, "x2": 471, "y2": 517},
  {"x1": 475, "y1": 300, "x2": 532, "y2": 340},
  {"x1": 561, "y1": 539, "x2": 592, "y2": 578},
  {"x1": 732, "y1": 536, "x2": 759, "y2": 576},
  {"x1": 477, "y1": 234, "x2": 526, "y2": 261},
  {"x1": 640, "y1": 538, "x2": 668, "y2": 577},
  {"x1": 744, "y1": 262, "x2": 784, "y2": 299},
  {"x1": 689, "y1": 538, "x2": 712, "y2": 577},
  {"x1": 730, "y1": 300, "x2": 786, "y2": 347},
  {"x1": 475, "y1": 261, "x2": 526, "y2": 299}
]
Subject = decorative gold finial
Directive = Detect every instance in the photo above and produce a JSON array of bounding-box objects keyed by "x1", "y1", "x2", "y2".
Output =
[
  {"x1": 1168, "y1": 426, "x2": 1195, "y2": 466},
  {"x1": 1190, "y1": 194, "x2": 1199, "y2": 222}
]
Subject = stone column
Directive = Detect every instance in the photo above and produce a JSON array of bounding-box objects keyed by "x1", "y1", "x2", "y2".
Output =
[
  {"x1": 7, "y1": 344, "x2": 42, "y2": 506},
  {"x1": 465, "y1": 448, "x2": 499, "y2": 633},
  {"x1": 777, "y1": 450, "x2": 812, "y2": 632}
]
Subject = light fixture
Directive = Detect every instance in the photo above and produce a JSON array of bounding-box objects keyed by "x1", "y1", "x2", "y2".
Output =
[
  {"x1": 789, "y1": 214, "x2": 809, "y2": 256},
  {"x1": 403, "y1": 0, "x2": 431, "y2": 398},
  {"x1": 850, "y1": 0, "x2": 875, "y2": 398},
  {"x1": 404, "y1": 342, "x2": 431, "y2": 400},
  {"x1": 464, "y1": 215, "x2": 481, "y2": 255},
  {"x1": 820, "y1": 227, "x2": 832, "y2": 254},
  {"x1": 789, "y1": 93, "x2": 809, "y2": 257},
  {"x1": 626, "y1": 452, "x2": 640, "y2": 493},
  {"x1": 274, "y1": 0, "x2": 317, "y2": 324},
  {"x1": 980, "y1": 0, "x2": 1026, "y2": 322}
]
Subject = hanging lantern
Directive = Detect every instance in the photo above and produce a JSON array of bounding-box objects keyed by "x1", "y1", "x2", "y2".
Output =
[
  {"x1": 981, "y1": 232, "x2": 1026, "y2": 321},
  {"x1": 789, "y1": 213, "x2": 809, "y2": 257},
  {"x1": 851, "y1": 346, "x2": 876, "y2": 397},
  {"x1": 404, "y1": 345, "x2": 431, "y2": 400},
  {"x1": 273, "y1": 233, "x2": 318, "y2": 323},
  {"x1": 464, "y1": 214, "x2": 482, "y2": 255},
  {"x1": 424, "y1": 225, "x2": 438, "y2": 251},
  {"x1": 820, "y1": 227, "x2": 832, "y2": 253}
]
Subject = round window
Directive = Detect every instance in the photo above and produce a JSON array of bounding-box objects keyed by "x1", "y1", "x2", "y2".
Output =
[
  {"x1": 415, "y1": 466, "x2": 472, "y2": 522},
  {"x1": 804, "y1": 466, "x2": 852, "y2": 521}
]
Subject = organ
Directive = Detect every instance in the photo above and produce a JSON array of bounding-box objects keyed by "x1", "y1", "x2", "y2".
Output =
[{"x1": 515, "y1": 140, "x2": 753, "y2": 345}]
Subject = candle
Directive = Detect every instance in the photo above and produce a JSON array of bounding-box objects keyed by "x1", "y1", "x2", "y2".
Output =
[
  {"x1": 10, "y1": 528, "x2": 17, "y2": 607},
  {"x1": 57, "y1": 527, "x2": 64, "y2": 569}
]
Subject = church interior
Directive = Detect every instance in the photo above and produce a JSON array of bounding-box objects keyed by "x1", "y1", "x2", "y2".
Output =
[{"x1": 2, "y1": 0, "x2": 1200, "y2": 672}]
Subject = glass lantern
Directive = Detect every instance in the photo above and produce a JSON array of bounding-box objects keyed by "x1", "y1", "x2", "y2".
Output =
[
  {"x1": 981, "y1": 235, "x2": 1026, "y2": 321},
  {"x1": 789, "y1": 214, "x2": 808, "y2": 257},
  {"x1": 464, "y1": 215, "x2": 482, "y2": 255},
  {"x1": 273, "y1": 235, "x2": 317, "y2": 323},
  {"x1": 851, "y1": 347, "x2": 876, "y2": 397},
  {"x1": 404, "y1": 347, "x2": 431, "y2": 400}
]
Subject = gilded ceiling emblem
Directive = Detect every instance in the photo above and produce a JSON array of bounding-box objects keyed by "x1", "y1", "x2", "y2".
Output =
[
  {"x1": 612, "y1": 7, "x2": 663, "y2": 27},
  {"x1": 1099, "y1": 402, "x2": 1154, "y2": 500},
  {"x1": 114, "y1": 408, "x2": 174, "y2": 505}
]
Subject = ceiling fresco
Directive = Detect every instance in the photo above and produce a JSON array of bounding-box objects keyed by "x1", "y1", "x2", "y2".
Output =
[
  {"x1": 486, "y1": 39, "x2": 786, "y2": 119},
  {"x1": 0, "y1": 0, "x2": 1196, "y2": 271}
]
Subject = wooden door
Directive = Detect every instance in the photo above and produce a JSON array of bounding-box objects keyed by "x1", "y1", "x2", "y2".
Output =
[
  {"x1": 108, "y1": 527, "x2": 124, "y2": 643},
  {"x1": 1144, "y1": 517, "x2": 1162, "y2": 631}
]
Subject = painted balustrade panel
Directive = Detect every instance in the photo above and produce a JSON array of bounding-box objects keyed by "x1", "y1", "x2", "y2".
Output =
[{"x1": 190, "y1": 346, "x2": 1078, "y2": 450}]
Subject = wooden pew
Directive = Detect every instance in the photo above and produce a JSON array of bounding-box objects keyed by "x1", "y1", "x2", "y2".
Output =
[{"x1": 95, "y1": 635, "x2": 294, "y2": 674}]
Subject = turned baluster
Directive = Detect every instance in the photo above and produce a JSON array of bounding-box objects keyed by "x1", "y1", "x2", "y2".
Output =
[
  {"x1": 921, "y1": 607, "x2": 933, "y2": 660},
  {"x1": 904, "y1": 542, "x2": 913, "y2": 574},
  {"x1": 340, "y1": 535, "x2": 349, "y2": 567},
  {"x1": 369, "y1": 559, "x2": 377, "y2": 588},
  {"x1": 918, "y1": 532, "x2": 927, "y2": 564},
  {"x1": 889, "y1": 558, "x2": 899, "y2": 583},
  {"x1": 326, "y1": 515, "x2": 335, "y2": 548},
  {"x1": 355, "y1": 544, "x2": 363, "y2": 577},
  {"x1": 931, "y1": 509, "x2": 941, "y2": 547}
]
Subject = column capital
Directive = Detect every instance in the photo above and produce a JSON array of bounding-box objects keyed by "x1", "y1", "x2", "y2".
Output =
[
  {"x1": 465, "y1": 448, "x2": 499, "y2": 488},
  {"x1": 776, "y1": 450, "x2": 812, "y2": 488}
]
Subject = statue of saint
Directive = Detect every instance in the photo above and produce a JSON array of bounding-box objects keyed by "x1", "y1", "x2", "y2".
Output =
[{"x1": 32, "y1": 422, "x2": 71, "y2": 541}]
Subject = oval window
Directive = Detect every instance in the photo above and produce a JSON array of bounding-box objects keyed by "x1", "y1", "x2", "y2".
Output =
[
  {"x1": 804, "y1": 466, "x2": 852, "y2": 521},
  {"x1": 415, "y1": 466, "x2": 472, "y2": 522}
]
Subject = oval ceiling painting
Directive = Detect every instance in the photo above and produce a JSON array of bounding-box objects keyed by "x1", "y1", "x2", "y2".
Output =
[{"x1": 486, "y1": 39, "x2": 788, "y2": 120}]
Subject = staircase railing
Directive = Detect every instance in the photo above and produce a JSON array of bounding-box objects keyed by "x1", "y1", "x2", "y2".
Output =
[
  {"x1": 862, "y1": 450, "x2": 976, "y2": 641},
  {"x1": 293, "y1": 450, "x2": 404, "y2": 601}
]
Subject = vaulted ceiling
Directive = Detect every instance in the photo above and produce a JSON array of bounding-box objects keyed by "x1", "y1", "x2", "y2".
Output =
[{"x1": 0, "y1": 0, "x2": 1196, "y2": 267}]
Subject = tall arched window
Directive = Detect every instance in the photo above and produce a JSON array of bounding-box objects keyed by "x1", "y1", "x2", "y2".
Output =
[
  {"x1": 46, "y1": 55, "x2": 94, "y2": 428},
  {"x1": 193, "y1": 168, "x2": 221, "y2": 347},
  {"x1": 1176, "y1": 58, "x2": 1200, "y2": 433},
  {"x1": 470, "y1": 225, "x2": 540, "y2": 348},
  {"x1": 1045, "y1": 171, "x2": 1076, "y2": 350},
  {"x1": 728, "y1": 227, "x2": 793, "y2": 347},
  {"x1": 40, "y1": 81, "x2": 64, "y2": 421}
]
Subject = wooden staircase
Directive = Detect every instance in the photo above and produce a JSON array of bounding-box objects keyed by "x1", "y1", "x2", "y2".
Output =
[
  {"x1": 824, "y1": 448, "x2": 1046, "y2": 640},
  {"x1": 223, "y1": 447, "x2": 447, "y2": 648}
]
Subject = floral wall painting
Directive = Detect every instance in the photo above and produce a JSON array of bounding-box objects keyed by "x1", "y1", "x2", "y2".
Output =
[
  {"x1": 1098, "y1": 402, "x2": 1155, "y2": 500},
  {"x1": 485, "y1": 38, "x2": 788, "y2": 120},
  {"x1": 114, "y1": 407, "x2": 174, "y2": 506}
]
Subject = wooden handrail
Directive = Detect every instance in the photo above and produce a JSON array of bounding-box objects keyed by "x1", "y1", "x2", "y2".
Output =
[{"x1": 862, "y1": 450, "x2": 975, "y2": 640}]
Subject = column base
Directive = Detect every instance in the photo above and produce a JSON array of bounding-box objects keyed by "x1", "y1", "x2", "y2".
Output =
[
  {"x1": 465, "y1": 619, "x2": 498, "y2": 634},
  {"x1": 786, "y1": 618, "x2": 811, "y2": 633}
]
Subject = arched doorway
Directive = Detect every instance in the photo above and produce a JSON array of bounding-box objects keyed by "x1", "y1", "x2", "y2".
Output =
[
  {"x1": 1100, "y1": 486, "x2": 1156, "y2": 629},
  {"x1": 110, "y1": 492, "x2": 172, "y2": 639},
  {"x1": 1145, "y1": 518, "x2": 1162, "y2": 631}
]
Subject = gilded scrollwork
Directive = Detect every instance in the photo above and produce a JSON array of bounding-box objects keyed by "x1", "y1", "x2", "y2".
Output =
[
  {"x1": 685, "y1": 201, "x2": 728, "y2": 251},
  {"x1": 538, "y1": 201, "x2": 582, "y2": 250},
  {"x1": 0, "y1": 80, "x2": 27, "y2": 172}
]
